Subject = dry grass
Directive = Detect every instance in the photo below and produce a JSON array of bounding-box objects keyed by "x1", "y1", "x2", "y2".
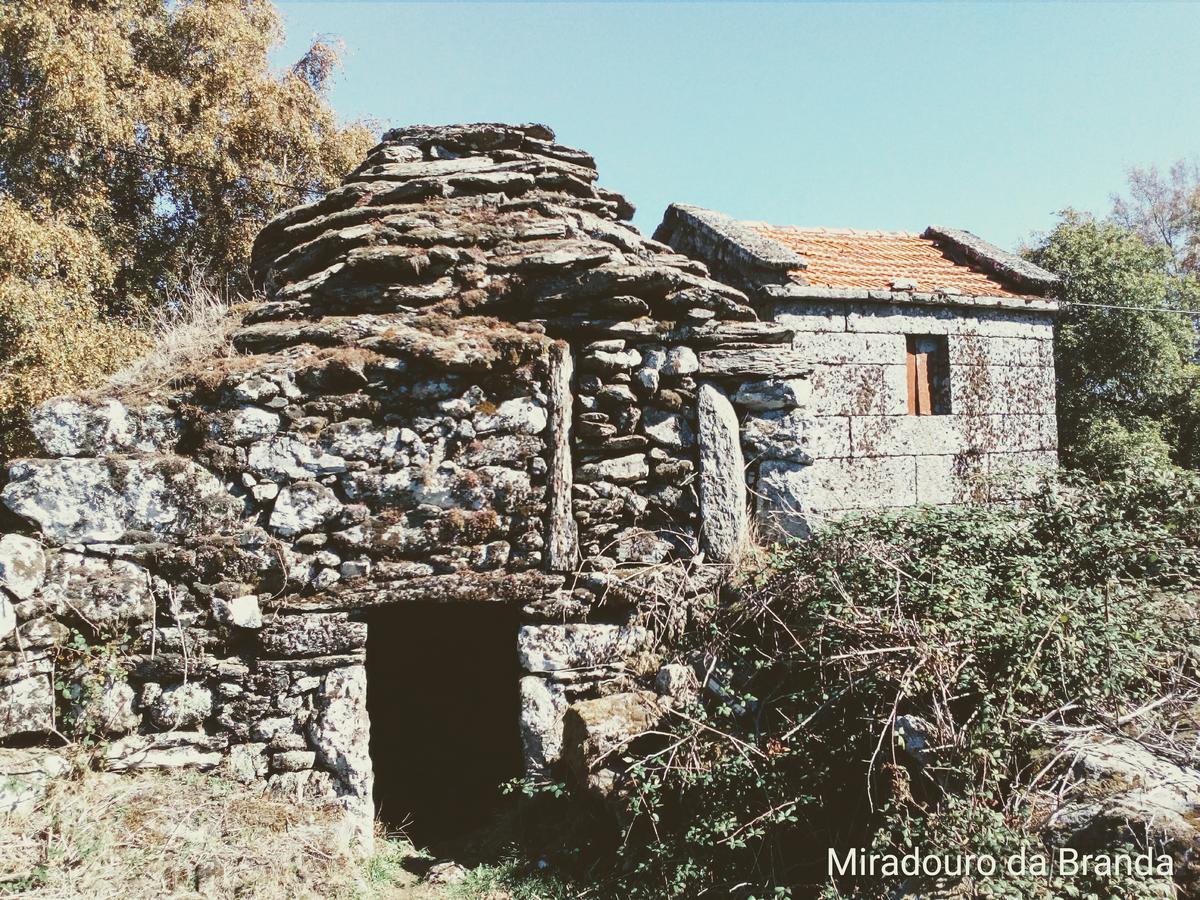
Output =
[
  {"x1": 0, "y1": 760, "x2": 430, "y2": 899},
  {"x1": 101, "y1": 284, "x2": 248, "y2": 401},
  {"x1": 0, "y1": 757, "x2": 581, "y2": 900}
]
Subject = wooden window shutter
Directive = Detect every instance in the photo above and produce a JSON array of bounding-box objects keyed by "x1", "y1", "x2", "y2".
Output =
[
  {"x1": 906, "y1": 335, "x2": 949, "y2": 416},
  {"x1": 907, "y1": 344, "x2": 918, "y2": 414}
]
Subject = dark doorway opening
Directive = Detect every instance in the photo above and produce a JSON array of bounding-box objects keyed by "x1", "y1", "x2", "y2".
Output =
[{"x1": 366, "y1": 601, "x2": 523, "y2": 847}]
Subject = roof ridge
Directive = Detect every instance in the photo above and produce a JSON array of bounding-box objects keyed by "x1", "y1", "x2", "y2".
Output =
[{"x1": 745, "y1": 222, "x2": 924, "y2": 239}]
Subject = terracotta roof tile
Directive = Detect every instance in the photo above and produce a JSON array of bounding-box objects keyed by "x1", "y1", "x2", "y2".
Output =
[{"x1": 748, "y1": 224, "x2": 1026, "y2": 298}]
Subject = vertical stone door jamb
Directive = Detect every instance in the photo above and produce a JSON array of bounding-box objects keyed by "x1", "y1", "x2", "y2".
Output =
[
  {"x1": 697, "y1": 382, "x2": 749, "y2": 563},
  {"x1": 545, "y1": 341, "x2": 579, "y2": 573}
]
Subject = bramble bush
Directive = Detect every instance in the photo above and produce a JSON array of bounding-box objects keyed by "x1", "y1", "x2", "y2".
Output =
[{"x1": 612, "y1": 465, "x2": 1200, "y2": 898}]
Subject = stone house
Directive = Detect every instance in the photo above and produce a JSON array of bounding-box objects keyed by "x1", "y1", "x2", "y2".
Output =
[
  {"x1": 655, "y1": 203, "x2": 1060, "y2": 536},
  {"x1": 0, "y1": 123, "x2": 1059, "y2": 844}
]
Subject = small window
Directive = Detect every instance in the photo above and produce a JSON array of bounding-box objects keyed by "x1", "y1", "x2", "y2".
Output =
[{"x1": 906, "y1": 335, "x2": 951, "y2": 416}]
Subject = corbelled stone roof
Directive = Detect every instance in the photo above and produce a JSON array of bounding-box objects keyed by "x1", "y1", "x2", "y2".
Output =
[{"x1": 245, "y1": 123, "x2": 754, "y2": 361}]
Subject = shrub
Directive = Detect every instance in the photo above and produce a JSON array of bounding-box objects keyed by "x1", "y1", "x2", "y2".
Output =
[
  {"x1": 613, "y1": 469, "x2": 1200, "y2": 898},
  {"x1": 1072, "y1": 415, "x2": 1174, "y2": 478}
]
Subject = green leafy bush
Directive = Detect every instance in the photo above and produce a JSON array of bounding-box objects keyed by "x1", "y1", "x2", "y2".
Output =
[{"x1": 613, "y1": 468, "x2": 1200, "y2": 898}]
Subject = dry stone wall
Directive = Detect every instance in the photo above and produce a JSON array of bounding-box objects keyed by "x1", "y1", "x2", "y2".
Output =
[{"x1": 0, "y1": 123, "x2": 1061, "y2": 828}]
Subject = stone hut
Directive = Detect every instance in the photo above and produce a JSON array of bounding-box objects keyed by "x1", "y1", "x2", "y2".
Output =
[{"x1": 0, "y1": 123, "x2": 1059, "y2": 840}]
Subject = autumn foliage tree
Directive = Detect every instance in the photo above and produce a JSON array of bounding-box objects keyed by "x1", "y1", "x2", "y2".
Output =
[{"x1": 0, "y1": 0, "x2": 374, "y2": 456}]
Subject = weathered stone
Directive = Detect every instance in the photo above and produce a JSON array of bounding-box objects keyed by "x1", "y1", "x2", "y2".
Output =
[
  {"x1": 561, "y1": 691, "x2": 661, "y2": 783},
  {"x1": 655, "y1": 663, "x2": 699, "y2": 705},
  {"x1": 545, "y1": 343, "x2": 578, "y2": 572},
  {"x1": 0, "y1": 749, "x2": 69, "y2": 816},
  {"x1": 149, "y1": 683, "x2": 213, "y2": 730},
  {"x1": 246, "y1": 436, "x2": 348, "y2": 481},
  {"x1": 87, "y1": 678, "x2": 141, "y2": 735},
  {"x1": 597, "y1": 384, "x2": 638, "y2": 406},
  {"x1": 14, "y1": 615, "x2": 69, "y2": 649},
  {"x1": 266, "y1": 768, "x2": 337, "y2": 803},
  {"x1": 231, "y1": 374, "x2": 280, "y2": 404},
  {"x1": 39, "y1": 553, "x2": 154, "y2": 627},
  {"x1": 3, "y1": 456, "x2": 241, "y2": 545},
  {"x1": 519, "y1": 676, "x2": 568, "y2": 773},
  {"x1": 641, "y1": 409, "x2": 694, "y2": 449},
  {"x1": 740, "y1": 410, "x2": 819, "y2": 463},
  {"x1": 790, "y1": 332, "x2": 906, "y2": 365},
  {"x1": 697, "y1": 349, "x2": 814, "y2": 378},
  {"x1": 251, "y1": 716, "x2": 296, "y2": 742},
  {"x1": 322, "y1": 420, "x2": 400, "y2": 461},
  {"x1": 581, "y1": 348, "x2": 642, "y2": 372},
  {"x1": 31, "y1": 397, "x2": 180, "y2": 456},
  {"x1": 0, "y1": 671, "x2": 52, "y2": 739},
  {"x1": 611, "y1": 528, "x2": 675, "y2": 564},
  {"x1": 259, "y1": 615, "x2": 367, "y2": 658},
  {"x1": 517, "y1": 624, "x2": 653, "y2": 675},
  {"x1": 212, "y1": 594, "x2": 263, "y2": 629},
  {"x1": 664, "y1": 346, "x2": 699, "y2": 375},
  {"x1": 269, "y1": 482, "x2": 343, "y2": 537},
  {"x1": 210, "y1": 406, "x2": 281, "y2": 444},
  {"x1": 758, "y1": 456, "x2": 918, "y2": 536},
  {"x1": 697, "y1": 384, "x2": 748, "y2": 563},
  {"x1": 0, "y1": 535, "x2": 45, "y2": 600},
  {"x1": 272, "y1": 750, "x2": 317, "y2": 772},
  {"x1": 308, "y1": 665, "x2": 372, "y2": 798},
  {"x1": 731, "y1": 377, "x2": 811, "y2": 411},
  {"x1": 473, "y1": 396, "x2": 548, "y2": 435},
  {"x1": 0, "y1": 595, "x2": 13, "y2": 643},
  {"x1": 224, "y1": 742, "x2": 269, "y2": 784},
  {"x1": 105, "y1": 732, "x2": 227, "y2": 771},
  {"x1": 425, "y1": 862, "x2": 469, "y2": 886},
  {"x1": 577, "y1": 454, "x2": 649, "y2": 485},
  {"x1": 1047, "y1": 732, "x2": 1200, "y2": 883}
]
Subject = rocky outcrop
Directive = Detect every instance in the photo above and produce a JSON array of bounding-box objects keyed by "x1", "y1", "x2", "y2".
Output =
[{"x1": 1046, "y1": 733, "x2": 1200, "y2": 891}]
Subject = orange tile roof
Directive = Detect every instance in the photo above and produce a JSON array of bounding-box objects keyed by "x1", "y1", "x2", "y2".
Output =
[{"x1": 748, "y1": 224, "x2": 1025, "y2": 298}]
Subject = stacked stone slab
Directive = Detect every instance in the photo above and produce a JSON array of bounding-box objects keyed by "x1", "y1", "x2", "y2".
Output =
[{"x1": 0, "y1": 123, "x2": 1061, "y2": 827}]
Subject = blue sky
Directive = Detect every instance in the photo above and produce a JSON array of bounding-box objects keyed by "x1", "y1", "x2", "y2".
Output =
[{"x1": 274, "y1": 1, "x2": 1200, "y2": 251}]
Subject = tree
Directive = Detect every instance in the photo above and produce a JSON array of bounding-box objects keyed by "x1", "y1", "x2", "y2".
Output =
[
  {"x1": 1112, "y1": 160, "x2": 1200, "y2": 278},
  {"x1": 1026, "y1": 210, "x2": 1200, "y2": 473},
  {"x1": 0, "y1": 0, "x2": 374, "y2": 456}
]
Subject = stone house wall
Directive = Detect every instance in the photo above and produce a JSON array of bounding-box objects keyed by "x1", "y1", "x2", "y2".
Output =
[{"x1": 750, "y1": 292, "x2": 1058, "y2": 535}]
